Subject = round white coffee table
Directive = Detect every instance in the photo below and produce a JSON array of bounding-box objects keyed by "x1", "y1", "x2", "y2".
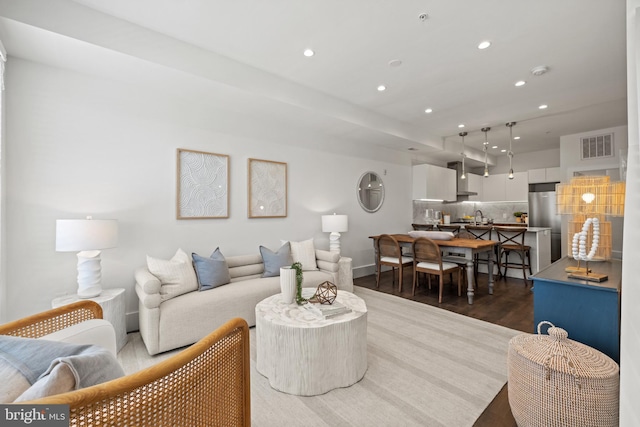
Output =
[{"x1": 256, "y1": 289, "x2": 367, "y2": 396}]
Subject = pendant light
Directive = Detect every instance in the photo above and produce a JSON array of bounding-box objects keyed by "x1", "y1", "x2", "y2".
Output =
[
  {"x1": 506, "y1": 122, "x2": 516, "y2": 179},
  {"x1": 481, "y1": 127, "x2": 491, "y2": 177},
  {"x1": 459, "y1": 132, "x2": 468, "y2": 180}
]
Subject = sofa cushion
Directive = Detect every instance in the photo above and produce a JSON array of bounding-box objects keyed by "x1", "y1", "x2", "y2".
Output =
[
  {"x1": 147, "y1": 248, "x2": 198, "y2": 301},
  {"x1": 259, "y1": 242, "x2": 291, "y2": 277},
  {"x1": 192, "y1": 248, "x2": 231, "y2": 291},
  {"x1": 282, "y1": 238, "x2": 318, "y2": 271}
]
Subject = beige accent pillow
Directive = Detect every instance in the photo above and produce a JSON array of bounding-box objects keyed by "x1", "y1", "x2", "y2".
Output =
[
  {"x1": 147, "y1": 248, "x2": 198, "y2": 301},
  {"x1": 282, "y1": 238, "x2": 318, "y2": 271}
]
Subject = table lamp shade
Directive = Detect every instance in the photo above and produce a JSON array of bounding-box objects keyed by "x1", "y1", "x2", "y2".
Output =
[
  {"x1": 56, "y1": 219, "x2": 118, "y2": 252},
  {"x1": 56, "y1": 218, "x2": 118, "y2": 298},
  {"x1": 322, "y1": 214, "x2": 348, "y2": 233}
]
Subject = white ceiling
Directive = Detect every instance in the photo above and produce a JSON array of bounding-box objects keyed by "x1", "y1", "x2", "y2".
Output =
[{"x1": 0, "y1": 0, "x2": 628, "y2": 166}]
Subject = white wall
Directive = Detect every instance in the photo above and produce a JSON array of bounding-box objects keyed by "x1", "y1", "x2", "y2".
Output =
[
  {"x1": 620, "y1": 2, "x2": 640, "y2": 425},
  {"x1": 4, "y1": 58, "x2": 413, "y2": 327}
]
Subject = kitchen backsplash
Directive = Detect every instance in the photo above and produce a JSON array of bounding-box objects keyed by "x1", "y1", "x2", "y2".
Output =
[{"x1": 412, "y1": 201, "x2": 529, "y2": 224}]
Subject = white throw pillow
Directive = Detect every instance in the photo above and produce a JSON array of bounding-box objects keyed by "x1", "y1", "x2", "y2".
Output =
[
  {"x1": 408, "y1": 230, "x2": 455, "y2": 240},
  {"x1": 281, "y1": 238, "x2": 318, "y2": 271},
  {"x1": 147, "y1": 248, "x2": 198, "y2": 301}
]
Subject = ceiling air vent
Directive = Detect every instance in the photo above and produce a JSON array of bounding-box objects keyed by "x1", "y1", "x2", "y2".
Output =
[{"x1": 580, "y1": 133, "x2": 614, "y2": 160}]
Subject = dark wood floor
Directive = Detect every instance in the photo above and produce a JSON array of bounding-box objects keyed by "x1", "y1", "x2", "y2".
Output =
[{"x1": 354, "y1": 268, "x2": 534, "y2": 427}]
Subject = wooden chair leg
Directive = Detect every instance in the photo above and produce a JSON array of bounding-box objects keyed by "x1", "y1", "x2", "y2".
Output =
[
  {"x1": 457, "y1": 268, "x2": 462, "y2": 297},
  {"x1": 398, "y1": 265, "x2": 403, "y2": 293},
  {"x1": 412, "y1": 267, "x2": 417, "y2": 296},
  {"x1": 438, "y1": 274, "x2": 444, "y2": 303},
  {"x1": 376, "y1": 265, "x2": 381, "y2": 288}
]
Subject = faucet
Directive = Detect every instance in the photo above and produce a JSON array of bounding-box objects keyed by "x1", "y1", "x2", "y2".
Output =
[{"x1": 473, "y1": 209, "x2": 483, "y2": 226}]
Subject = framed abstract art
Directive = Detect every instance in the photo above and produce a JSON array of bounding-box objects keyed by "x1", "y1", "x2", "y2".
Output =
[
  {"x1": 177, "y1": 148, "x2": 229, "y2": 219},
  {"x1": 248, "y1": 158, "x2": 287, "y2": 218}
]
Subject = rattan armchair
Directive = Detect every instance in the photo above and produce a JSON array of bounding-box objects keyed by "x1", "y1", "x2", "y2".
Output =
[{"x1": 0, "y1": 301, "x2": 251, "y2": 427}]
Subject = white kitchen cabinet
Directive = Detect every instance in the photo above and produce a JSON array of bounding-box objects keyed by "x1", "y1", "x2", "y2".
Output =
[
  {"x1": 482, "y1": 172, "x2": 528, "y2": 201},
  {"x1": 412, "y1": 164, "x2": 456, "y2": 201},
  {"x1": 505, "y1": 171, "x2": 529, "y2": 201},
  {"x1": 528, "y1": 167, "x2": 563, "y2": 184},
  {"x1": 528, "y1": 168, "x2": 547, "y2": 183},
  {"x1": 467, "y1": 173, "x2": 484, "y2": 201},
  {"x1": 482, "y1": 174, "x2": 506, "y2": 201},
  {"x1": 545, "y1": 167, "x2": 563, "y2": 182}
]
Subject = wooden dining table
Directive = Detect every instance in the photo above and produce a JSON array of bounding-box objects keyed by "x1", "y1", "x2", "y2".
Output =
[{"x1": 370, "y1": 234, "x2": 497, "y2": 304}]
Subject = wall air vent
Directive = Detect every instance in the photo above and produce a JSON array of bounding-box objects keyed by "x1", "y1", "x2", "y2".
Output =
[{"x1": 580, "y1": 133, "x2": 614, "y2": 160}]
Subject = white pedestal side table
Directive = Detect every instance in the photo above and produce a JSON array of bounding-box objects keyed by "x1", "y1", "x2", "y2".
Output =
[
  {"x1": 338, "y1": 256, "x2": 354, "y2": 292},
  {"x1": 256, "y1": 289, "x2": 367, "y2": 396},
  {"x1": 52, "y1": 288, "x2": 127, "y2": 352}
]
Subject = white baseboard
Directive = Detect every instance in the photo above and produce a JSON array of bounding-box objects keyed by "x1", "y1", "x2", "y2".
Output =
[{"x1": 353, "y1": 264, "x2": 377, "y2": 279}]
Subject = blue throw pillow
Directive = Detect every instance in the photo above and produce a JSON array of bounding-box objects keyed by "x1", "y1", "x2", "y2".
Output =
[
  {"x1": 259, "y1": 242, "x2": 292, "y2": 277},
  {"x1": 192, "y1": 247, "x2": 231, "y2": 291}
]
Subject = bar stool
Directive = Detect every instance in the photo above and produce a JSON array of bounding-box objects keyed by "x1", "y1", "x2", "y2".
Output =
[
  {"x1": 464, "y1": 225, "x2": 497, "y2": 282},
  {"x1": 412, "y1": 223, "x2": 434, "y2": 231},
  {"x1": 494, "y1": 227, "x2": 532, "y2": 285}
]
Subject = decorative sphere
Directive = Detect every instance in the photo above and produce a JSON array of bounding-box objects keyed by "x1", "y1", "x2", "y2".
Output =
[{"x1": 315, "y1": 281, "x2": 338, "y2": 304}]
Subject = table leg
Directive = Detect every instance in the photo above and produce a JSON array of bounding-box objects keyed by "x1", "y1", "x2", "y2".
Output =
[
  {"x1": 488, "y1": 249, "x2": 494, "y2": 295},
  {"x1": 466, "y1": 260, "x2": 475, "y2": 304}
]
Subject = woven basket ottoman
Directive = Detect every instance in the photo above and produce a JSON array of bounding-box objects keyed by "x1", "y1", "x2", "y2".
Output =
[{"x1": 507, "y1": 321, "x2": 619, "y2": 427}]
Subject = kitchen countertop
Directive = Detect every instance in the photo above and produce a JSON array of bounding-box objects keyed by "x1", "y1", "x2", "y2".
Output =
[{"x1": 430, "y1": 222, "x2": 551, "y2": 232}]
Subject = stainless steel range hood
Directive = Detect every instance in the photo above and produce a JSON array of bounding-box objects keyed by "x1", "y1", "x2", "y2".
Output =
[{"x1": 447, "y1": 162, "x2": 478, "y2": 197}]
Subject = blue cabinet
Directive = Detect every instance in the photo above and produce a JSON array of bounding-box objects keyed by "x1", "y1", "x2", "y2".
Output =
[{"x1": 532, "y1": 257, "x2": 621, "y2": 363}]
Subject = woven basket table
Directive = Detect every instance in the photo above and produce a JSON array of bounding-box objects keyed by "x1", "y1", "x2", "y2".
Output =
[{"x1": 507, "y1": 321, "x2": 619, "y2": 427}]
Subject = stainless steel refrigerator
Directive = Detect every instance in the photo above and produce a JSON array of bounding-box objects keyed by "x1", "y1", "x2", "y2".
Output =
[{"x1": 528, "y1": 182, "x2": 562, "y2": 262}]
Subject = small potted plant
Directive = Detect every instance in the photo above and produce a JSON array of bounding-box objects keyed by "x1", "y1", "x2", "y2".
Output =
[{"x1": 514, "y1": 212, "x2": 524, "y2": 223}]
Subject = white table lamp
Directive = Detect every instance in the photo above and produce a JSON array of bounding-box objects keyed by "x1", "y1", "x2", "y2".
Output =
[
  {"x1": 56, "y1": 217, "x2": 118, "y2": 298},
  {"x1": 322, "y1": 214, "x2": 348, "y2": 254}
]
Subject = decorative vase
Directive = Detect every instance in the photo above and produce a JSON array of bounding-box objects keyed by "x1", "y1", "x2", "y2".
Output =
[{"x1": 279, "y1": 267, "x2": 296, "y2": 304}]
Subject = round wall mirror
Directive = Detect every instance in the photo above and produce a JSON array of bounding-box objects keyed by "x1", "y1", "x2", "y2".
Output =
[{"x1": 357, "y1": 171, "x2": 385, "y2": 213}]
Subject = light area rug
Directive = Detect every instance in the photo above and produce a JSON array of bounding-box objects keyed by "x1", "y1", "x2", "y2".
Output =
[{"x1": 118, "y1": 286, "x2": 521, "y2": 427}]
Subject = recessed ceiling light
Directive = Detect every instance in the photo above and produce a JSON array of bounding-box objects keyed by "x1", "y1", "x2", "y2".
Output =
[
  {"x1": 389, "y1": 59, "x2": 403, "y2": 67},
  {"x1": 501, "y1": 149, "x2": 507, "y2": 152},
  {"x1": 303, "y1": 49, "x2": 314, "y2": 57},
  {"x1": 492, "y1": 145, "x2": 498, "y2": 149},
  {"x1": 478, "y1": 41, "x2": 491, "y2": 50},
  {"x1": 424, "y1": 108, "x2": 433, "y2": 114},
  {"x1": 515, "y1": 80, "x2": 526, "y2": 87},
  {"x1": 458, "y1": 124, "x2": 465, "y2": 128},
  {"x1": 377, "y1": 85, "x2": 386, "y2": 92},
  {"x1": 514, "y1": 136, "x2": 521, "y2": 140},
  {"x1": 539, "y1": 104, "x2": 548, "y2": 109}
]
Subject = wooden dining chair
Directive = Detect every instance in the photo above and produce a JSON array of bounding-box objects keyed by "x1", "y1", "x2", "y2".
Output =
[
  {"x1": 375, "y1": 234, "x2": 413, "y2": 292},
  {"x1": 411, "y1": 237, "x2": 462, "y2": 303},
  {"x1": 494, "y1": 227, "x2": 532, "y2": 285}
]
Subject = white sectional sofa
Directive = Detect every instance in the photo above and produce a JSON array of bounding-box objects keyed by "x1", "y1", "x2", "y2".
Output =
[{"x1": 135, "y1": 248, "x2": 353, "y2": 355}]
